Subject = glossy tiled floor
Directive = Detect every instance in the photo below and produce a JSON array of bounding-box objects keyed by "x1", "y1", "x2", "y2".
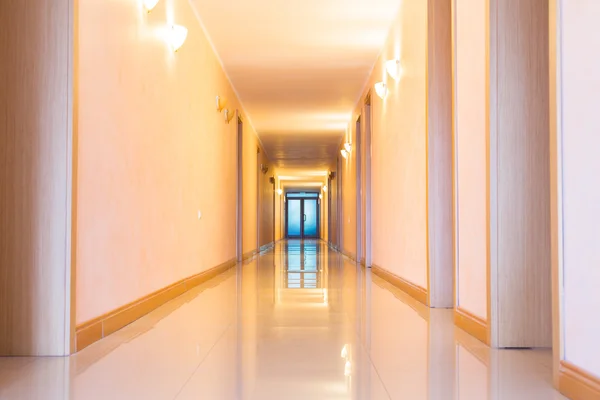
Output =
[{"x1": 0, "y1": 240, "x2": 565, "y2": 399}]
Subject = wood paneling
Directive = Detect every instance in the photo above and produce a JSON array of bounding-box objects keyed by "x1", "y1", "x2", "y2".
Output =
[
  {"x1": 76, "y1": 258, "x2": 236, "y2": 352},
  {"x1": 489, "y1": 0, "x2": 551, "y2": 348},
  {"x1": 559, "y1": 361, "x2": 600, "y2": 400},
  {"x1": 0, "y1": 0, "x2": 74, "y2": 356},
  {"x1": 372, "y1": 264, "x2": 429, "y2": 306},
  {"x1": 427, "y1": 0, "x2": 453, "y2": 309}
]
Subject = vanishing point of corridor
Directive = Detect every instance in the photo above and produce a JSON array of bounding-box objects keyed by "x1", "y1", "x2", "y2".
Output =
[{"x1": 0, "y1": 241, "x2": 563, "y2": 399}]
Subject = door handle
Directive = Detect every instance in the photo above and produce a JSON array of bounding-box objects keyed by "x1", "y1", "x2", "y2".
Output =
[{"x1": 303, "y1": 214, "x2": 307, "y2": 221}]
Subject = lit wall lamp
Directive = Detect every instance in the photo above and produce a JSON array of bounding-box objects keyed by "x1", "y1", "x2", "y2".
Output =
[
  {"x1": 385, "y1": 59, "x2": 403, "y2": 81},
  {"x1": 223, "y1": 109, "x2": 232, "y2": 123},
  {"x1": 344, "y1": 142, "x2": 352, "y2": 153},
  {"x1": 169, "y1": 24, "x2": 188, "y2": 52},
  {"x1": 322, "y1": 185, "x2": 328, "y2": 193},
  {"x1": 319, "y1": 194, "x2": 323, "y2": 199},
  {"x1": 340, "y1": 149, "x2": 348, "y2": 159},
  {"x1": 374, "y1": 82, "x2": 388, "y2": 99},
  {"x1": 143, "y1": 0, "x2": 160, "y2": 12},
  {"x1": 277, "y1": 188, "x2": 283, "y2": 195},
  {"x1": 344, "y1": 361, "x2": 352, "y2": 377},
  {"x1": 341, "y1": 345, "x2": 348, "y2": 359}
]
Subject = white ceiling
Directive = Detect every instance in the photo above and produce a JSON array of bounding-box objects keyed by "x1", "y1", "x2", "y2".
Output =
[{"x1": 191, "y1": 0, "x2": 401, "y2": 169}]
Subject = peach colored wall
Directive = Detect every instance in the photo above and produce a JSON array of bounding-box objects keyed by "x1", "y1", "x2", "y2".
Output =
[
  {"x1": 257, "y1": 154, "x2": 274, "y2": 248},
  {"x1": 346, "y1": 1, "x2": 428, "y2": 287},
  {"x1": 341, "y1": 128, "x2": 357, "y2": 258},
  {"x1": 76, "y1": 0, "x2": 269, "y2": 324},
  {"x1": 560, "y1": 0, "x2": 600, "y2": 377},
  {"x1": 274, "y1": 176, "x2": 283, "y2": 241},
  {"x1": 453, "y1": 0, "x2": 487, "y2": 319},
  {"x1": 0, "y1": 0, "x2": 74, "y2": 356},
  {"x1": 330, "y1": 160, "x2": 340, "y2": 248}
]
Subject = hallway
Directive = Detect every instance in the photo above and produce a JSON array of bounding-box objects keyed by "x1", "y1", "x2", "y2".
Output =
[{"x1": 0, "y1": 241, "x2": 563, "y2": 399}]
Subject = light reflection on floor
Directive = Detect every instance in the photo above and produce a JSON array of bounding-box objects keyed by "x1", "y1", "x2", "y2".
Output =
[{"x1": 0, "y1": 240, "x2": 565, "y2": 399}]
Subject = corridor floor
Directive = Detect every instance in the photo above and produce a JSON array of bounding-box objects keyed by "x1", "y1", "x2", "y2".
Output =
[{"x1": 0, "y1": 240, "x2": 565, "y2": 399}]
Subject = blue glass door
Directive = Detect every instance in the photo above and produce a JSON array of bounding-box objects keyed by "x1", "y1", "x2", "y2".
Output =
[
  {"x1": 303, "y1": 199, "x2": 318, "y2": 237},
  {"x1": 287, "y1": 199, "x2": 302, "y2": 237},
  {"x1": 286, "y1": 194, "x2": 320, "y2": 238}
]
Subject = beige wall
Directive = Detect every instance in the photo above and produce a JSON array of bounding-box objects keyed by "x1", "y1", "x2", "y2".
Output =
[
  {"x1": 257, "y1": 154, "x2": 275, "y2": 249},
  {"x1": 344, "y1": 1, "x2": 428, "y2": 287},
  {"x1": 341, "y1": 128, "x2": 358, "y2": 259},
  {"x1": 76, "y1": 0, "x2": 270, "y2": 324},
  {"x1": 454, "y1": 0, "x2": 488, "y2": 319},
  {"x1": 0, "y1": 0, "x2": 74, "y2": 356},
  {"x1": 557, "y1": 0, "x2": 600, "y2": 378}
]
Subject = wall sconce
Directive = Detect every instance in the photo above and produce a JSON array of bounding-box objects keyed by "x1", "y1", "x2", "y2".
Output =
[
  {"x1": 344, "y1": 142, "x2": 352, "y2": 153},
  {"x1": 385, "y1": 59, "x2": 403, "y2": 81},
  {"x1": 341, "y1": 345, "x2": 348, "y2": 359},
  {"x1": 216, "y1": 96, "x2": 222, "y2": 111},
  {"x1": 169, "y1": 24, "x2": 188, "y2": 52},
  {"x1": 322, "y1": 185, "x2": 328, "y2": 192},
  {"x1": 340, "y1": 149, "x2": 348, "y2": 159},
  {"x1": 143, "y1": 0, "x2": 160, "y2": 12},
  {"x1": 260, "y1": 164, "x2": 269, "y2": 174},
  {"x1": 344, "y1": 361, "x2": 352, "y2": 377},
  {"x1": 319, "y1": 194, "x2": 323, "y2": 199},
  {"x1": 223, "y1": 109, "x2": 231, "y2": 123},
  {"x1": 374, "y1": 82, "x2": 388, "y2": 99},
  {"x1": 277, "y1": 188, "x2": 283, "y2": 195}
]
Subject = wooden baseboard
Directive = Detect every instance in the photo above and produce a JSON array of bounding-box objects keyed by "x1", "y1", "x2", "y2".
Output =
[
  {"x1": 75, "y1": 257, "x2": 237, "y2": 352},
  {"x1": 559, "y1": 361, "x2": 600, "y2": 400},
  {"x1": 341, "y1": 250, "x2": 358, "y2": 263},
  {"x1": 454, "y1": 307, "x2": 489, "y2": 346},
  {"x1": 371, "y1": 264, "x2": 429, "y2": 306},
  {"x1": 242, "y1": 250, "x2": 257, "y2": 261}
]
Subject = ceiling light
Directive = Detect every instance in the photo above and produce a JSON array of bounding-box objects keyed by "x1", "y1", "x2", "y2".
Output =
[
  {"x1": 344, "y1": 142, "x2": 352, "y2": 153},
  {"x1": 341, "y1": 149, "x2": 348, "y2": 159},
  {"x1": 143, "y1": 0, "x2": 160, "y2": 12},
  {"x1": 169, "y1": 24, "x2": 188, "y2": 52},
  {"x1": 385, "y1": 59, "x2": 403, "y2": 81},
  {"x1": 374, "y1": 82, "x2": 388, "y2": 99}
]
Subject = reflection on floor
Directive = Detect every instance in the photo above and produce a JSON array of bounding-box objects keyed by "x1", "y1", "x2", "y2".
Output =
[{"x1": 0, "y1": 240, "x2": 566, "y2": 399}]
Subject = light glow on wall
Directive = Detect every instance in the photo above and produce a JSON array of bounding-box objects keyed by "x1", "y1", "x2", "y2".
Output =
[
  {"x1": 169, "y1": 24, "x2": 188, "y2": 52},
  {"x1": 385, "y1": 59, "x2": 403, "y2": 81},
  {"x1": 374, "y1": 82, "x2": 388, "y2": 99},
  {"x1": 143, "y1": 0, "x2": 160, "y2": 12}
]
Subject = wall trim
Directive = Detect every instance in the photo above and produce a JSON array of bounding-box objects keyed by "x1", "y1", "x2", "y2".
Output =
[
  {"x1": 341, "y1": 250, "x2": 358, "y2": 263},
  {"x1": 75, "y1": 257, "x2": 237, "y2": 352},
  {"x1": 242, "y1": 249, "x2": 258, "y2": 261},
  {"x1": 371, "y1": 264, "x2": 429, "y2": 306},
  {"x1": 454, "y1": 306, "x2": 489, "y2": 346},
  {"x1": 558, "y1": 361, "x2": 600, "y2": 400}
]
